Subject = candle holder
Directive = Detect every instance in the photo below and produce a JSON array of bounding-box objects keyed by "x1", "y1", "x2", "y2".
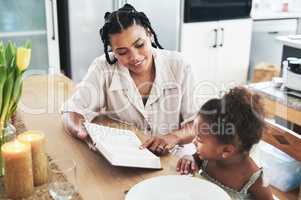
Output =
[{"x1": 0, "y1": 122, "x2": 16, "y2": 176}]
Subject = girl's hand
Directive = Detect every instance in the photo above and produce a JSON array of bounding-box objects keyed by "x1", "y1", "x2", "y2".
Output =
[
  {"x1": 140, "y1": 133, "x2": 180, "y2": 156},
  {"x1": 176, "y1": 155, "x2": 199, "y2": 175}
]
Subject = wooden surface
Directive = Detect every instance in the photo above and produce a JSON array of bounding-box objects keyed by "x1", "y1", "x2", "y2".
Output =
[
  {"x1": 19, "y1": 74, "x2": 299, "y2": 200},
  {"x1": 18, "y1": 74, "x2": 179, "y2": 200},
  {"x1": 264, "y1": 97, "x2": 301, "y2": 127}
]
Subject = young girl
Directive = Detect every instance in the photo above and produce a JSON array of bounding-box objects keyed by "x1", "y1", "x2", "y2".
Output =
[{"x1": 176, "y1": 87, "x2": 273, "y2": 200}]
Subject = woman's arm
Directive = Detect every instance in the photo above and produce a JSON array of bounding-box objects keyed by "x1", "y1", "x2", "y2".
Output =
[
  {"x1": 170, "y1": 122, "x2": 194, "y2": 145},
  {"x1": 61, "y1": 58, "x2": 106, "y2": 129},
  {"x1": 62, "y1": 112, "x2": 87, "y2": 140},
  {"x1": 140, "y1": 122, "x2": 194, "y2": 155}
]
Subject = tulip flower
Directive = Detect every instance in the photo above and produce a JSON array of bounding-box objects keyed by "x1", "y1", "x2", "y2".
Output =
[
  {"x1": 16, "y1": 47, "x2": 31, "y2": 72},
  {"x1": 0, "y1": 41, "x2": 31, "y2": 173}
]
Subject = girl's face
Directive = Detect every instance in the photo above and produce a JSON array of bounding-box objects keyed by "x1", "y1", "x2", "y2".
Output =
[
  {"x1": 110, "y1": 24, "x2": 153, "y2": 75},
  {"x1": 192, "y1": 116, "x2": 224, "y2": 160}
]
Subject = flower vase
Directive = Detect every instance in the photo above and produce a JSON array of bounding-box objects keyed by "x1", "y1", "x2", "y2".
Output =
[{"x1": 0, "y1": 122, "x2": 16, "y2": 176}]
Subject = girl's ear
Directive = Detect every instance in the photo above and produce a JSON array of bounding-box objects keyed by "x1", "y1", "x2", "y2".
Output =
[{"x1": 220, "y1": 144, "x2": 236, "y2": 159}]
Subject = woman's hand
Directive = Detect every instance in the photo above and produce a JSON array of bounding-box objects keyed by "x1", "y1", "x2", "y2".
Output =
[
  {"x1": 77, "y1": 123, "x2": 88, "y2": 140},
  {"x1": 140, "y1": 133, "x2": 180, "y2": 155},
  {"x1": 176, "y1": 155, "x2": 199, "y2": 175},
  {"x1": 63, "y1": 112, "x2": 89, "y2": 140}
]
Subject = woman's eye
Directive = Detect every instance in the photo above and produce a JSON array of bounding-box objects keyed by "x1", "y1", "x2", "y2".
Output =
[
  {"x1": 117, "y1": 51, "x2": 127, "y2": 56},
  {"x1": 135, "y1": 42, "x2": 144, "y2": 48}
]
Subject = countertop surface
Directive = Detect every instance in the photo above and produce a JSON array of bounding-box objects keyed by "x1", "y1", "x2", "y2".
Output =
[
  {"x1": 276, "y1": 35, "x2": 301, "y2": 49},
  {"x1": 249, "y1": 81, "x2": 301, "y2": 112},
  {"x1": 252, "y1": 11, "x2": 301, "y2": 20}
]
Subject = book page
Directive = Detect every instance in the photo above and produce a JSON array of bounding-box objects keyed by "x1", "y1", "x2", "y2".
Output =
[
  {"x1": 84, "y1": 122, "x2": 161, "y2": 168},
  {"x1": 84, "y1": 122, "x2": 141, "y2": 147}
]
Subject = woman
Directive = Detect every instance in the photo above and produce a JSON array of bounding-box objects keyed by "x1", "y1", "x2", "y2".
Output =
[{"x1": 62, "y1": 4, "x2": 198, "y2": 155}]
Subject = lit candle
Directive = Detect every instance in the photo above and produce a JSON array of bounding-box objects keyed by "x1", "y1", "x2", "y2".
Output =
[
  {"x1": 2, "y1": 140, "x2": 34, "y2": 199},
  {"x1": 18, "y1": 131, "x2": 48, "y2": 186}
]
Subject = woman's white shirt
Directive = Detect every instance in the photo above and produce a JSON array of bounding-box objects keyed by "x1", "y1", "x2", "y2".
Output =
[{"x1": 62, "y1": 48, "x2": 199, "y2": 135}]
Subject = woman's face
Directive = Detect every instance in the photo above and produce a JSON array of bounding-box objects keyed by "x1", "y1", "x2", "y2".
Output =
[{"x1": 110, "y1": 24, "x2": 153, "y2": 75}]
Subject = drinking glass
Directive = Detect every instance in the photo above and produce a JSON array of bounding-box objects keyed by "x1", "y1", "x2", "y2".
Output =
[{"x1": 48, "y1": 159, "x2": 77, "y2": 200}]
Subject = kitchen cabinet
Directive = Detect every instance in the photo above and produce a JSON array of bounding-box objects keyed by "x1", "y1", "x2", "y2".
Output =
[
  {"x1": 0, "y1": 0, "x2": 60, "y2": 74},
  {"x1": 181, "y1": 18, "x2": 252, "y2": 97}
]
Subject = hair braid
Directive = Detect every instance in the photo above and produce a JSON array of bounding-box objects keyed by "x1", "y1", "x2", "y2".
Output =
[
  {"x1": 136, "y1": 12, "x2": 163, "y2": 49},
  {"x1": 99, "y1": 3, "x2": 164, "y2": 65},
  {"x1": 100, "y1": 25, "x2": 117, "y2": 64}
]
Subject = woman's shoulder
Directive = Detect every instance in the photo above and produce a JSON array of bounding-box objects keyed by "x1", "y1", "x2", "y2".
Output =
[
  {"x1": 88, "y1": 54, "x2": 119, "y2": 73},
  {"x1": 156, "y1": 48, "x2": 187, "y2": 64},
  {"x1": 155, "y1": 48, "x2": 191, "y2": 75}
]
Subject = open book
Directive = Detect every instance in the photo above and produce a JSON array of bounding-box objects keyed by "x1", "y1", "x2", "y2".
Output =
[{"x1": 84, "y1": 122, "x2": 161, "y2": 169}]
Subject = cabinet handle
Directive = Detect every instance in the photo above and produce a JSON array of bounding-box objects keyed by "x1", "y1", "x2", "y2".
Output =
[
  {"x1": 212, "y1": 29, "x2": 218, "y2": 48},
  {"x1": 49, "y1": 0, "x2": 55, "y2": 40},
  {"x1": 219, "y1": 28, "x2": 224, "y2": 47},
  {"x1": 268, "y1": 31, "x2": 279, "y2": 35}
]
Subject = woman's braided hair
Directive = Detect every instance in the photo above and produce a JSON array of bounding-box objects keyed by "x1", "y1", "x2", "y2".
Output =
[{"x1": 99, "y1": 4, "x2": 163, "y2": 65}]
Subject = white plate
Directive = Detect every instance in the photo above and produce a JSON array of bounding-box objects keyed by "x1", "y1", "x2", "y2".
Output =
[{"x1": 125, "y1": 175, "x2": 231, "y2": 200}]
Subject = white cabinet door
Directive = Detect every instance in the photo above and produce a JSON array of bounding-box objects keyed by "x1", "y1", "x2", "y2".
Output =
[
  {"x1": 216, "y1": 19, "x2": 252, "y2": 89},
  {"x1": 181, "y1": 22, "x2": 219, "y2": 86},
  {"x1": 181, "y1": 19, "x2": 252, "y2": 101}
]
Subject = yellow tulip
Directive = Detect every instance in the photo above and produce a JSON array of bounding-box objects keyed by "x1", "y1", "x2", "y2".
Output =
[{"x1": 16, "y1": 47, "x2": 31, "y2": 71}]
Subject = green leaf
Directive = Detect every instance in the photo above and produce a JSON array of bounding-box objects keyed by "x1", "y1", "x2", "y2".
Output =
[
  {"x1": 8, "y1": 70, "x2": 21, "y2": 114},
  {"x1": 5, "y1": 41, "x2": 16, "y2": 69},
  {"x1": 24, "y1": 40, "x2": 32, "y2": 49},
  {"x1": 0, "y1": 49, "x2": 6, "y2": 68},
  {"x1": 0, "y1": 67, "x2": 7, "y2": 114},
  {"x1": 0, "y1": 41, "x2": 4, "y2": 52},
  {"x1": 0, "y1": 70, "x2": 15, "y2": 125}
]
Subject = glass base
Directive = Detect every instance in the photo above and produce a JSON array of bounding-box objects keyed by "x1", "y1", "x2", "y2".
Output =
[{"x1": 0, "y1": 122, "x2": 17, "y2": 177}]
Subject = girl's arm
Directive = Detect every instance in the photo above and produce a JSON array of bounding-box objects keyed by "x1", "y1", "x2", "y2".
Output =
[{"x1": 249, "y1": 177, "x2": 273, "y2": 200}]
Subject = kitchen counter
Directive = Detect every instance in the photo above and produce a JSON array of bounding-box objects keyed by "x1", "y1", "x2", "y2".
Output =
[
  {"x1": 249, "y1": 81, "x2": 301, "y2": 163},
  {"x1": 276, "y1": 35, "x2": 301, "y2": 49},
  {"x1": 250, "y1": 81, "x2": 301, "y2": 112},
  {"x1": 252, "y1": 11, "x2": 301, "y2": 20}
]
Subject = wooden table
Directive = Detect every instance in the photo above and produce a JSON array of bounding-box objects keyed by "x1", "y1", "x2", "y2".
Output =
[
  {"x1": 18, "y1": 74, "x2": 181, "y2": 200},
  {"x1": 19, "y1": 74, "x2": 300, "y2": 200}
]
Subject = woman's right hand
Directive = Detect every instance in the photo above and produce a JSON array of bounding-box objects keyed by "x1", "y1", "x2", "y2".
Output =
[
  {"x1": 176, "y1": 155, "x2": 199, "y2": 175},
  {"x1": 77, "y1": 122, "x2": 88, "y2": 140},
  {"x1": 62, "y1": 112, "x2": 88, "y2": 140}
]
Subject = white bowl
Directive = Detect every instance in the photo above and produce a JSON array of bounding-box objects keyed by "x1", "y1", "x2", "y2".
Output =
[{"x1": 125, "y1": 175, "x2": 231, "y2": 200}]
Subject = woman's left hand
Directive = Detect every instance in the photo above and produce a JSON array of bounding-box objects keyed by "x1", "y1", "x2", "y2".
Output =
[{"x1": 140, "y1": 133, "x2": 180, "y2": 155}]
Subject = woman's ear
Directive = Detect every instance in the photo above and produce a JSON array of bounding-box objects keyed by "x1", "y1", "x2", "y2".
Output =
[
  {"x1": 220, "y1": 144, "x2": 236, "y2": 159},
  {"x1": 145, "y1": 28, "x2": 152, "y2": 37}
]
